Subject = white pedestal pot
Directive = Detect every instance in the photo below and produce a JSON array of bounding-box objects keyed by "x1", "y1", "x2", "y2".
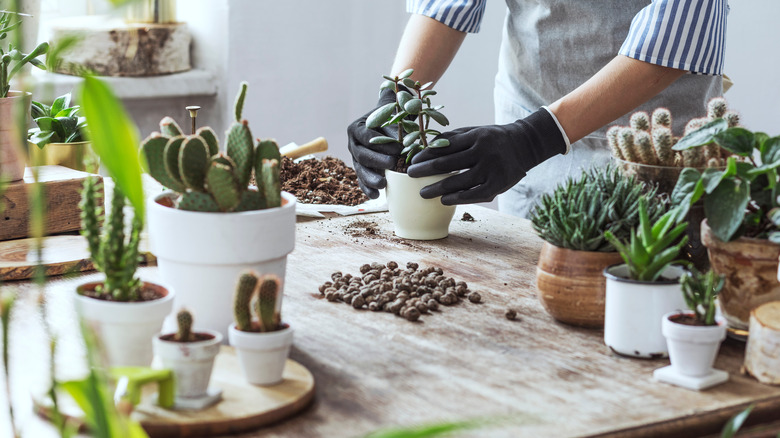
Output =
[
  {"x1": 385, "y1": 170, "x2": 456, "y2": 240},
  {"x1": 147, "y1": 192, "x2": 296, "y2": 338},
  {"x1": 662, "y1": 312, "x2": 727, "y2": 377},
  {"x1": 228, "y1": 324, "x2": 293, "y2": 386},
  {"x1": 603, "y1": 264, "x2": 687, "y2": 358},
  {"x1": 75, "y1": 281, "x2": 174, "y2": 367},
  {"x1": 153, "y1": 330, "x2": 222, "y2": 398}
]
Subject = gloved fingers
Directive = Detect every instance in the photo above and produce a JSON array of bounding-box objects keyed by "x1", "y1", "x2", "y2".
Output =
[
  {"x1": 406, "y1": 147, "x2": 475, "y2": 178},
  {"x1": 418, "y1": 170, "x2": 485, "y2": 199},
  {"x1": 353, "y1": 162, "x2": 386, "y2": 198},
  {"x1": 357, "y1": 177, "x2": 380, "y2": 199},
  {"x1": 440, "y1": 186, "x2": 498, "y2": 205},
  {"x1": 350, "y1": 141, "x2": 400, "y2": 170}
]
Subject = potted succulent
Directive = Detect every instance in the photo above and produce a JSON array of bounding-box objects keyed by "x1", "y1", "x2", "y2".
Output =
[
  {"x1": 367, "y1": 68, "x2": 454, "y2": 240},
  {"x1": 602, "y1": 198, "x2": 689, "y2": 358},
  {"x1": 75, "y1": 176, "x2": 174, "y2": 367},
  {"x1": 531, "y1": 165, "x2": 666, "y2": 328},
  {"x1": 0, "y1": 10, "x2": 48, "y2": 182},
  {"x1": 153, "y1": 308, "x2": 222, "y2": 407},
  {"x1": 227, "y1": 271, "x2": 292, "y2": 386},
  {"x1": 654, "y1": 268, "x2": 728, "y2": 390},
  {"x1": 142, "y1": 82, "x2": 296, "y2": 337},
  {"x1": 671, "y1": 121, "x2": 780, "y2": 332},
  {"x1": 26, "y1": 92, "x2": 95, "y2": 172}
]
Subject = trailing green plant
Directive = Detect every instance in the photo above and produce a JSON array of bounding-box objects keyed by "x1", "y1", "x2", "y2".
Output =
[
  {"x1": 233, "y1": 270, "x2": 283, "y2": 333},
  {"x1": 27, "y1": 92, "x2": 87, "y2": 148},
  {"x1": 175, "y1": 309, "x2": 194, "y2": 342},
  {"x1": 141, "y1": 82, "x2": 282, "y2": 212},
  {"x1": 0, "y1": 9, "x2": 48, "y2": 98},
  {"x1": 530, "y1": 165, "x2": 666, "y2": 252},
  {"x1": 79, "y1": 177, "x2": 143, "y2": 301},
  {"x1": 366, "y1": 68, "x2": 450, "y2": 167},
  {"x1": 604, "y1": 198, "x2": 689, "y2": 281},
  {"x1": 679, "y1": 268, "x2": 724, "y2": 325},
  {"x1": 670, "y1": 121, "x2": 780, "y2": 242}
]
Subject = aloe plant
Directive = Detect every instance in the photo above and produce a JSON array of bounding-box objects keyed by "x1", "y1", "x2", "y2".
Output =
[{"x1": 0, "y1": 10, "x2": 48, "y2": 98}]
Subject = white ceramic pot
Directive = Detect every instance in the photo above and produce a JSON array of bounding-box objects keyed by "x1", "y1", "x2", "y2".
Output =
[
  {"x1": 75, "y1": 281, "x2": 174, "y2": 367},
  {"x1": 384, "y1": 169, "x2": 456, "y2": 240},
  {"x1": 662, "y1": 311, "x2": 727, "y2": 377},
  {"x1": 147, "y1": 192, "x2": 296, "y2": 338},
  {"x1": 228, "y1": 324, "x2": 293, "y2": 386},
  {"x1": 603, "y1": 264, "x2": 687, "y2": 358},
  {"x1": 153, "y1": 329, "x2": 222, "y2": 399},
  {"x1": 0, "y1": 91, "x2": 31, "y2": 182}
]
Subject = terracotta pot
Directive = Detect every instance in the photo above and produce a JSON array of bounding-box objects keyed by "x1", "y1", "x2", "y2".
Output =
[
  {"x1": 0, "y1": 91, "x2": 31, "y2": 182},
  {"x1": 701, "y1": 220, "x2": 780, "y2": 330},
  {"x1": 535, "y1": 242, "x2": 623, "y2": 328},
  {"x1": 384, "y1": 169, "x2": 456, "y2": 240}
]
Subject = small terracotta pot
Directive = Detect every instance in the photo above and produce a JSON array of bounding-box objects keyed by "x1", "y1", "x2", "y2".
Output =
[
  {"x1": 702, "y1": 220, "x2": 780, "y2": 330},
  {"x1": 536, "y1": 242, "x2": 623, "y2": 328},
  {"x1": 0, "y1": 91, "x2": 31, "y2": 182}
]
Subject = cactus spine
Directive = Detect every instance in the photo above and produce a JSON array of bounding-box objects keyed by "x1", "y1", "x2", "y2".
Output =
[
  {"x1": 141, "y1": 81, "x2": 283, "y2": 212},
  {"x1": 233, "y1": 271, "x2": 283, "y2": 333},
  {"x1": 176, "y1": 309, "x2": 194, "y2": 342}
]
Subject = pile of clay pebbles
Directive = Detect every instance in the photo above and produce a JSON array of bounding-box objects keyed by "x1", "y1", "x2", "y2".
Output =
[{"x1": 318, "y1": 261, "x2": 482, "y2": 322}]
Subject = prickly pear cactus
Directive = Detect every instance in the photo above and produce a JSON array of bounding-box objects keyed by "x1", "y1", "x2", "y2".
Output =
[
  {"x1": 140, "y1": 81, "x2": 283, "y2": 213},
  {"x1": 234, "y1": 271, "x2": 259, "y2": 332}
]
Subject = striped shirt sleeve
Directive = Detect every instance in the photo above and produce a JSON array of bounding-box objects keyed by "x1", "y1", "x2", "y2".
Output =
[
  {"x1": 619, "y1": 0, "x2": 729, "y2": 75},
  {"x1": 406, "y1": 0, "x2": 487, "y2": 33}
]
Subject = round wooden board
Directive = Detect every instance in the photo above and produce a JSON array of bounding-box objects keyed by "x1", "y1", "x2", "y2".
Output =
[{"x1": 135, "y1": 347, "x2": 315, "y2": 437}]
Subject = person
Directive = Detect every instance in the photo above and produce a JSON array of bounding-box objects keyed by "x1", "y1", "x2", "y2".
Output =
[{"x1": 347, "y1": 0, "x2": 727, "y2": 218}]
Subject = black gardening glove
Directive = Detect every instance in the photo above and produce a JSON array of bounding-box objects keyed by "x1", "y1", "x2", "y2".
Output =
[
  {"x1": 407, "y1": 108, "x2": 567, "y2": 205},
  {"x1": 347, "y1": 88, "x2": 402, "y2": 199}
]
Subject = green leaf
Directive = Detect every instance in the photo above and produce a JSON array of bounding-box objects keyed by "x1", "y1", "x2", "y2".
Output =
[
  {"x1": 673, "y1": 118, "x2": 728, "y2": 150},
  {"x1": 397, "y1": 91, "x2": 413, "y2": 108},
  {"x1": 713, "y1": 127, "x2": 755, "y2": 157},
  {"x1": 55, "y1": 116, "x2": 78, "y2": 136},
  {"x1": 403, "y1": 131, "x2": 420, "y2": 147},
  {"x1": 399, "y1": 68, "x2": 414, "y2": 79},
  {"x1": 401, "y1": 77, "x2": 416, "y2": 88},
  {"x1": 79, "y1": 75, "x2": 145, "y2": 218},
  {"x1": 704, "y1": 177, "x2": 750, "y2": 242},
  {"x1": 701, "y1": 168, "x2": 727, "y2": 194},
  {"x1": 428, "y1": 138, "x2": 450, "y2": 148},
  {"x1": 720, "y1": 404, "x2": 754, "y2": 438},
  {"x1": 30, "y1": 100, "x2": 49, "y2": 118},
  {"x1": 760, "y1": 136, "x2": 780, "y2": 168},
  {"x1": 370, "y1": 136, "x2": 398, "y2": 145},
  {"x1": 366, "y1": 102, "x2": 396, "y2": 129},
  {"x1": 401, "y1": 120, "x2": 419, "y2": 134},
  {"x1": 401, "y1": 143, "x2": 420, "y2": 156},
  {"x1": 379, "y1": 80, "x2": 395, "y2": 91},
  {"x1": 51, "y1": 93, "x2": 71, "y2": 116},
  {"x1": 33, "y1": 116, "x2": 56, "y2": 132},
  {"x1": 29, "y1": 130, "x2": 55, "y2": 149},
  {"x1": 404, "y1": 98, "x2": 423, "y2": 115},
  {"x1": 421, "y1": 90, "x2": 437, "y2": 98},
  {"x1": 420, "y1": 81, "x2": 433, "y2": 90},
  {"x1": 423, "y1": 109, "x2": 449, "y2": 126},
  {"x1": 382, "y1": 111, "x2": 410, "y2": 127}
]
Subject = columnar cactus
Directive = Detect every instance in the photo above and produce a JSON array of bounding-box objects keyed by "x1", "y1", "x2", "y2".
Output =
[
  {"x1": 141, "y1": 82, "x2": 282, "y2": 212},
  {"x1": 234, "y1": 271, "x2": 259, "y2": 332},
  {"x1": 257, "y1": 276, "x2": 281, "y2": 333},
  {"x1": 175, "y1": 309, "x2": 194, "y2": 342},
  {"x1": 233, "y1": 271, "x2": 283, "y2": 333}
]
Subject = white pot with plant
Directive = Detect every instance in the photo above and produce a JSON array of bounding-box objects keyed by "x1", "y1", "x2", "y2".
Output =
[
  {"x1": 142, "y1": 82, "x2": 296, "y2": 338},
  {"x1": 227, "y1": 271, "x2": 293, "y2": 386},
  {"x1": 75, "y1": 176, "x2": 174, "y2": 367},
  {"x1": 366, "y1": 69, "x2": 455, "y2": 240},
  {"x1": 154, "y1": 309, "x2": 222, "y2": 406},
  {"x1": 0, "y1": 10, "x2": 48, "y2": 182},
  {"x1": 27, "y1": 92, "x2": 96, "y2": 172},
  {"x1": 602, "y1": 199, "x2": 689, "y2": 358}
]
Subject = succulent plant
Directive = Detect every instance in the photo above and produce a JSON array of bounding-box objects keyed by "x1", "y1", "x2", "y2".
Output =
[
  {"x1": 141, "y1": 82, "x2": 282, "y2": 212},
  {"x1": 233, "y1": 270, "x2": 283, "y2": 333},
  {"x1": 679, "y1": 268, "x2": 724, "y2": 326},
  {"x1": 175, "y1": 309, "x2": 194, "y2": 342},
  {"x1": 366, "y1": 68, "x2": 450, "y2": 168},
  {"x1": 79, "y1": 177, "x2": 143, "y2": 301},
  {"x1": 0, "y1": 10, "x2": 48, "y2": 98},
  {"x1": 530, "y1": 165, "x2": 666, "y2": 252},
  {"x1": 27, "y1": 92, "x2": 87, "y2": 149}
]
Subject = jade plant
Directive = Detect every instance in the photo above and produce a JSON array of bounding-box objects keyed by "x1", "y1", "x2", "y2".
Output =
[
  {"x1": 79, "y1": 176, "x2": 143, "y2": 301},
  {"x1": 366, "y1": 68, "x2": 450, "y2": 168},
  {"x1": 234, "y1": 271, "x2": 282, "y2": 333},
  {"x1": 530, "y1": 165, "x2": 666, "y2": 252},
  {"x1": 141, "y1": 82, "x2": 281, "y2": 212},
  {"x1": 27, "y1": 92, "x2": 87, "y2": 148},
  {"x1": 604, "y1": 198, "x2": 688, "y2": 282},
  {"x1": 0, "y1": 10, "x2": 48, "y2": 98},
  {"x1": 679, "y1": 268, "x2": 724, "y2": 326}
]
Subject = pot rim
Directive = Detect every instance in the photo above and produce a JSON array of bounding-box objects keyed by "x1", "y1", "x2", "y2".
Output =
[
  {"x1": 156, "y1": 328, "x2": 224, "y2": 346},
  {"x1": 151, "y1": 191, "x2": 296, "y2": 216},
  {"x1": 76, "y1": 280, "x2": 173, "y2": 304},
  {"x1": 663, "y1": 310, "x2": 726, "y2": 328},
  {"x1": 541, "y1": 241, "x2": 621, "y2": 256},
  {"x1": 603, "y1": 263, "x2": 684, "y2": 285},
  {"x1": 29, "y1": 140, "x2": 91, "y2": 147},
  {"x1": 1, "y1": 90, "x2": 33, "y2": 99},
  {"x1": 701, "y1": 218, "x2": 780, "y2": 246}
]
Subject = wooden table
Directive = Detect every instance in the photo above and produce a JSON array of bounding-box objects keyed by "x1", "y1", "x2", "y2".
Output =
[{"x1": 3, "y1": 206, "x2": 780, "y2": 437}]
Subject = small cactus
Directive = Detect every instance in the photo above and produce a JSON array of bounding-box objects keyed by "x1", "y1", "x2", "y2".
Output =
[
  {"x1": 651, "y1": 108, "x2": 672, "y2": 128},
  {"x1": 707, "y1": 97, "x2": 728, "y2": 120},
  {"x1": 652, "y1": 127, "x2": 675, "y2": 166},
  {"x1": 233, "y1": 271, "x2": 283, "y2": 333},
  {"x1": 256, "y1": 276, "x2": 281, "y2": 332},
  {"x1": 141, "y1": 82, "x2": 283, "y2": 212},
  {"x1": 234, "y1": 271, "x2": 259, "y2": 332},
  {"x1": 175, "y1": 309, "x2": 194, "y2": 342},
  {"x1": 630, "y1": 111, "x2": 651, "y2": 132},
  {"x1": 634, "y1": 130, "x2": 657, "y2": 165},
  {"x1": 606, "y1": 126, "x2": 623, "y2": 160}
]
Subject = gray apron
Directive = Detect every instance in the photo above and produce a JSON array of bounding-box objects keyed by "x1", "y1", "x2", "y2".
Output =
[{"x1": 494, "y1": 0, "x2": 723, "y2": 218}]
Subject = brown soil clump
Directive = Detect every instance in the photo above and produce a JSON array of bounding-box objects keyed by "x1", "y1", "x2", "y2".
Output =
[
  {"x1": 461, "y1": 212, "x2": 475, "y2": 221},
  {"x1": 279, "y1": 156, "x2": 368, "y2": 206}
]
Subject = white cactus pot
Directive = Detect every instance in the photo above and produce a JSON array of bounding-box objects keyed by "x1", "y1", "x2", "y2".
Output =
[
  {"x1": 153, "y1": 329, "x2": 222, "y2": 399},
  {"x1": 75, "y1": 281, "x2": 174, "y2": 367},
  {"x1": 384, "y1": 170, "x2": 456, "y2": 240},
  {"x1": 228, "y1": 324, "x2": 293, "y2": 386},
  {"x1": 662, "y1": 311, "x2": 727, "y2": 377},
  {"x1": 603, "y1": 264, "x2": 687, "y2": 358},
  {"x1": 147, "y1": 192, "x2": 296, "y2": 339}
]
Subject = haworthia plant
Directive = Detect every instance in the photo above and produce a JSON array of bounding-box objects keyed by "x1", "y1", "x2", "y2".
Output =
[{"x1": 141, "y1": 82, "x2": 282, "y2": 212}]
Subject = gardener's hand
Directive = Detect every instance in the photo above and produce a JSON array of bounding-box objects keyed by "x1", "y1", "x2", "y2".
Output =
[
  {"x1": 407, "y1": 108, "x2": 568, "y2": 205},
  {"x1": 347, "y1": 88, "x2": 403, "y2": 199}
]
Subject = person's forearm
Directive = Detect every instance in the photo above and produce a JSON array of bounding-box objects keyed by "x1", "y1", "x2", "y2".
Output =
[
  {"x1": 548, "y1": 55, "x2": 686, "y2": 144},
  {"x1": 391, "y1": 14, "x2": 466, "y2": 85}
]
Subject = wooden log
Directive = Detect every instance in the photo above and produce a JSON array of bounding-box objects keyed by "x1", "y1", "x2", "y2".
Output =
[{"x1": 745, "y1": 301, "x2": 780, "y2": 385}]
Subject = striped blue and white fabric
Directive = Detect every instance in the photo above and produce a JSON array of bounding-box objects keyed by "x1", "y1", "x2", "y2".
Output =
[{"x1": 406, "y1": 0, "x2": 728, "y2": 75}]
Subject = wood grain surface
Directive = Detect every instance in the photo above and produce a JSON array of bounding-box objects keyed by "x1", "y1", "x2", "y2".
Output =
[{"x1": 4, "y1": 206, "x2": 780, "y2": 438}]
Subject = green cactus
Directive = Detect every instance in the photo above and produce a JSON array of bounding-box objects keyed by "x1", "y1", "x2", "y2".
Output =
[
  {"x1": 257, "y1": 275, "x2": 281, "y2": 332},
  {"x1": 634, "y1": 130, "x2": 657, "y2": 165},
  {"x1": 234, "y1": 271, "x2": 259, "y2": 332},
  {"x1": 629, "y1": 111, "x2": 650, "y2": 132},
  {"x1": 175, "y1": 309, "x2": 194, "y2": 342},
  {"x1": 652, "y1": 127, "x2": 675, "y2": 166},
  {"x1": 79, "y1": 177, "x2": 143, "y2": 301},
  {"x1": 140, "y1": 82, "x2": 283, "y2": 212},
  {"x1": 707, "y1": 97, "x2": 727, "y2": 120},
  {"x1": 606, "y1": 126, "x2": 624, "y2": 160},
  {"x1": 617, "y1": 128, "x2": 639, "y2": 162},
  {"x1": 724, "y1": 111, "x2": 740, "y2": 128},
  {"x1": 651, "y1": 108, "x2": 672, "y2": 128}
]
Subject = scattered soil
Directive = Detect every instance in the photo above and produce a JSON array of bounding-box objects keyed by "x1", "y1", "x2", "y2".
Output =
[
  {"x1": 78, "y1": 282, "x2": 166, "y2": 302},
  {"x1": 505, "y1": 308, "x2": 519, "y2": 320},
  {"x1": 341, "y1": 219, "x2": 431, "y2": 253},
  {"x1": 668, "y1": 313, "x2": 711, "y2": 326},
  {"x1": 318, "y1": 261, "x2": 483, "y2": 323},
  {"x1": 279, "y1": 156, "x2": 368, "y2": 205},
  {"x1": 461, "y1": 212, "x2": 475, "y2": 222},
  {"x1": 159, "y1": 333, "x2": 216, "y2": 343}
]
